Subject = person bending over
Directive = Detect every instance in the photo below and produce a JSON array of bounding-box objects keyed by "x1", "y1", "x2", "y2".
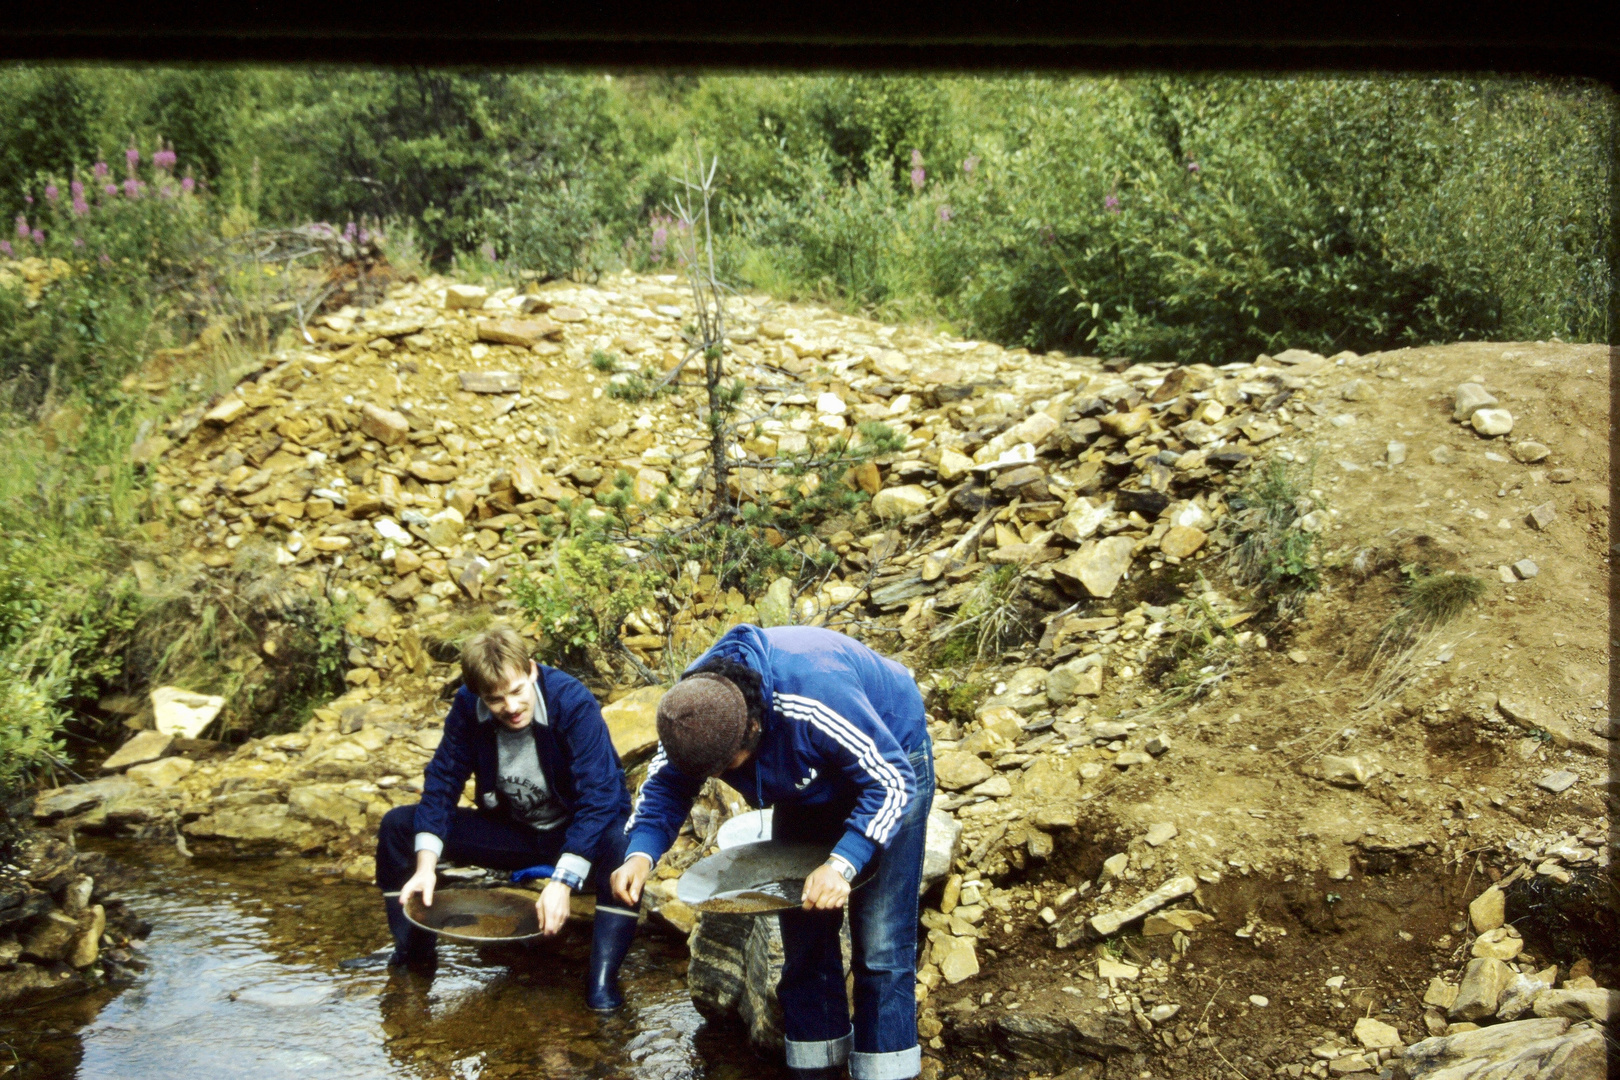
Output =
[
  {"x1": 611, "y1": 624, "x2": 933, "y2": 1080},
  {"x1": 356, "y1": 623, "x2": 640, "y2": 1011}
]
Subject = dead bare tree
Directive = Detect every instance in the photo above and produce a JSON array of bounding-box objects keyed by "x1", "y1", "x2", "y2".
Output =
[{"x1": 668, "y1": 143, "x2": 737, "y2": 518}]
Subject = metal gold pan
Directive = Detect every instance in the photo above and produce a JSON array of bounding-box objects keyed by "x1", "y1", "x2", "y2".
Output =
[
  {"x1": 401, "y1": 887, "x2": 543, "y2": 943},
  {"x1": 676, "y1": 840, "x2": 845, "y2": 915}
]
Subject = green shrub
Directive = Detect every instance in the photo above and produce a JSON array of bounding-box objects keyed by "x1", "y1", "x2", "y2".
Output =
[
  {"x1": 606, "y1": 367, "x2": 670, "y2": 402},
  {"x1": 1226, "y1": 458, "x2": 1323, "y2": 618},
  {"x1": 509, "y1": 530, "x2": 668, "y2": 663},
  {"x1": 726, "y1": 75, "x2": 1610, "y2": 357},
  {"x1": 933, "y1": 674, "x2": 989, "y2": 726},
  {"x1": 3, "y1": 69, "x2": 1607, "y2": 352},
  {"x1": 0, "y1": 668, "x2": 68, "y2": 791},
  {"x1": 1, "y1": 143, "x2": 218, "y2": 407}
]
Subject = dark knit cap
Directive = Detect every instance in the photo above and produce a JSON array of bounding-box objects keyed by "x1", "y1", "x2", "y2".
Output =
[{"x1": 657, "y1": 673, "x2": 749, "y2": 779}]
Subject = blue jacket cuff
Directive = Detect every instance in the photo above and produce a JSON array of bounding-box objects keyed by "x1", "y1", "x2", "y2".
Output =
[
  {"x1": 625, "y1": 830, "x2": 668, "y2": 866},
  {"x1": 831, "y1": 829, "x2": 878, "y2": 875}
]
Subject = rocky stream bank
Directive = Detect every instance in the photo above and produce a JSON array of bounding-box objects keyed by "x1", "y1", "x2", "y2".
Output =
[{"x1": 11, "y1": 268, "x2": 1615, "y2": 1079}]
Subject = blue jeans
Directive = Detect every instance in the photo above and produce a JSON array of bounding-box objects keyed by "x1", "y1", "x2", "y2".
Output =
[{"x1": 774, "y1": 740, "x2": 932, "y2": 1080}]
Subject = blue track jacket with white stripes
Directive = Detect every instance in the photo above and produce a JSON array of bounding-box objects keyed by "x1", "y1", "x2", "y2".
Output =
[{"x1": 624, "y1": 624, "x2": 927, "y2": 875}]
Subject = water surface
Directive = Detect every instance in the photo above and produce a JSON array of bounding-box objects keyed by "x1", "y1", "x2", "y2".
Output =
[{"x1": 5, "y1": 842, "x2": 783, "y2": 1080}]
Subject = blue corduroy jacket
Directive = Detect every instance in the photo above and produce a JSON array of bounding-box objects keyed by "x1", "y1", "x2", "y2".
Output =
[
  {"x1": 624, "y1": 625, "x2": 927, "y2": 874},
  {"x1": 414, "y1": 662, "x2": 631, "y2": 884}
]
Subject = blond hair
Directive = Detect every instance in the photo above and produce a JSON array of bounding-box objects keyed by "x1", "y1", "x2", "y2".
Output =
[{"x1": 460, "y1": 623, "x2": 532, "y2": 698}]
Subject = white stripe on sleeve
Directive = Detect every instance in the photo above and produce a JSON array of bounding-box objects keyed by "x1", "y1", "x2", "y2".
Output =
[
  {"x1": 624, "y1": 747, "x2": 669, "y2": 834},
  {"x1": 775, "y1": 693, "x2": 908, "y2": 843}
]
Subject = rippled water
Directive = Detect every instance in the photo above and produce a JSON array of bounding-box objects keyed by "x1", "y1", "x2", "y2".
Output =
[{"x1": 7, "y1": 842, "x2": 786, "y2": 1080}]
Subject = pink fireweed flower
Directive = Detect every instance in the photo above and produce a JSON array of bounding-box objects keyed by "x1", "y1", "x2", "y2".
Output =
[
  {"x1": 181, "y1": 176, "x2": 195, "y2": 194},
  {"x1": 154, "y1": 147, "x2": 177, "y2": 170},
  {"x1": 70, "y1": 180, "x2": 84, "y2": 199},
  {"x1": 358, "y1": 228, "x2": 370, "y2": 246},
  {"x1": 938, "y1": 204, "x2": 953, "y2": 223},
  {"x1": 72, "y1": 196, "x2": 88, "y2": 217},
  {"x1": 72, "y1": 237, "x2": 84, "y2": 248},
  {"x1": 963, "y1": 155, "x2": 980, "y2": 177},
  {"x1": 345, "y1": 221, "x2": 358, "y2": 242},
  {"x1": 23, "y1": 195, "x2": 31, "y2": 205},
  {"x1": 1104, "y1": 194, "x2": 1120, "y2": 214},
  {"x1": 31, "y1": 229, "x2": 43, "y2": 244},
  {"x1": 1187, "y1": 160, "x2": 1200, "y2": 173},
  {"x1": 124, "y1": 178, "x2": 139, "y2": 197},
  {"x1": 105, "y1": 184, "x2": 118, "y2": 197},
  {"x1": 126, "y1": 145, "x2": 140, "y2": 169},
  {"x1": 159, "y1": 184, "x2": 174, "y2": 198},
  {"x1": 93, "y1": 161, "x2": 109, "y2": 178},
  {"x1": 99, "y1": 252, "x2": 112, "y2": 266},
  {"x1": 910, "y1": 149, "x2": 923, "y2": 169},
  {"x1": 910, "y1": 167, "x2": 925, "y2": 192},
  {"x1": 44, "y1": 184, "x2": 58, "y2": 203},
  {"x1": 0, "y1": 241, "x2": 11, "y2": 257},
  {"x1": 15, "y1": 215, "x2": 29, "y2": 239}
]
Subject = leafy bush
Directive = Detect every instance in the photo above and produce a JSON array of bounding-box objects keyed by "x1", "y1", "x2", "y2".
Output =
[
  {"x1": 1, "y1": 143, "x2": 217, "y2": 407},
  {"x1": 3, "y1": 69, "x2": 1607, "y2": 353},
  {"x1": 726, "y1": 75, "x2": 1610, "y2": 358},
  {"x1": 0, "y1": 668, "x2": 68, "y2": 791},
  {"x1": 509, "y1": 527, "x2": 669, "y2": 664},
  {"x1": 245, "y1": 71, "x2": 637, "y2": 271},
  {"x1": 0, "y1": 422, "x2": 150, "y2": 789}
]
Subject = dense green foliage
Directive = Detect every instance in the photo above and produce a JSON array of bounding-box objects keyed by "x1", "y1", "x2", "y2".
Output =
[
  {"x1": 0, "y1": 143, "x2": 220, "y2": 410},
  {"x1": 3, "y1": 69, "x2": 1607, "y2": 362}
]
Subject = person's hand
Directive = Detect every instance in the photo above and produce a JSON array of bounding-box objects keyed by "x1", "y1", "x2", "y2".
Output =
[
  {"x1": 398, "y1": 859, "x2": 437, "y2": 910},
  {"x1": 610, "y1": 854, "x2": 653, "y2": 907},
  {"x1": 537, "y1": 879, "x2": 572, "y2": 936},
  {"x1": 801, "y1": 862, "x2": 852, "y2": 911}
]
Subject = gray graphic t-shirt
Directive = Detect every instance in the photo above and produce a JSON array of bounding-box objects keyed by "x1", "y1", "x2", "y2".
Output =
[{"x1": 496, "y1": 724, "x2": 568, "y2": 832}]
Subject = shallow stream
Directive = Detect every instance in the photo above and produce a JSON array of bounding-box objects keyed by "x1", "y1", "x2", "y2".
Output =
[{"x1": 6, "y1": 841, "x2": 784, "y2": 1080}]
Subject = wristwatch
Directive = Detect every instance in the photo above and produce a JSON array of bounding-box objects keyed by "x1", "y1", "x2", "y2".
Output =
[{"x1": 826, "y1": 855, "x2": 857, "y2": 883}]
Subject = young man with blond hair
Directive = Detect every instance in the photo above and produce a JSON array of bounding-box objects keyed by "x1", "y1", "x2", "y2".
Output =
[{"x1": 357, "y1": 623, "x2": 640, "y2": 1010}]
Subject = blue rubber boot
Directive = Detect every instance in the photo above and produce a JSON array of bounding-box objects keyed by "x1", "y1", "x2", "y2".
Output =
[
  {"x1": 584, "y1": 908, "x2": 639, "y2": 1010},
  {"x1": 385, "y1": 895, "x2": 438, "y2": 971}
]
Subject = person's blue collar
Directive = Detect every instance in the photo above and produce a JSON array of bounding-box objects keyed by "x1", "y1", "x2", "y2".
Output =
[{"x1": 473, "y1": 663, "x2": 548, "y2": 728}]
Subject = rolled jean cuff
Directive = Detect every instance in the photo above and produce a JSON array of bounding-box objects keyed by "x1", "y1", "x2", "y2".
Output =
[
  {"x1": 850, "y1": 1045, "x2": 921, "y2": 1080},
  {"x1": 784, "y1": 1030, "x2": 852, "y2": 1069}
]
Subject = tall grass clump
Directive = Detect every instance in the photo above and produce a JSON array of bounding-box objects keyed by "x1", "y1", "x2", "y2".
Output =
[
  {"x1": 1360, "y1": 567, "x2": 1488, "y2": 708},
  {"x1": 1226, "y1": 458, "x2": 1324, "y2": 620}
]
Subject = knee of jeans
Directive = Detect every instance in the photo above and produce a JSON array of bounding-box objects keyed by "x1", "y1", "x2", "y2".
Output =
[
  {"x1": 595, "y1": 820, "x2": 630, "y2": 865},
  {"x1": 852, "y1": 923, "x2": 916, "y2": 973},
  {"x1": 379, "y1": 803, "x2": 418, "y2": 840}
]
